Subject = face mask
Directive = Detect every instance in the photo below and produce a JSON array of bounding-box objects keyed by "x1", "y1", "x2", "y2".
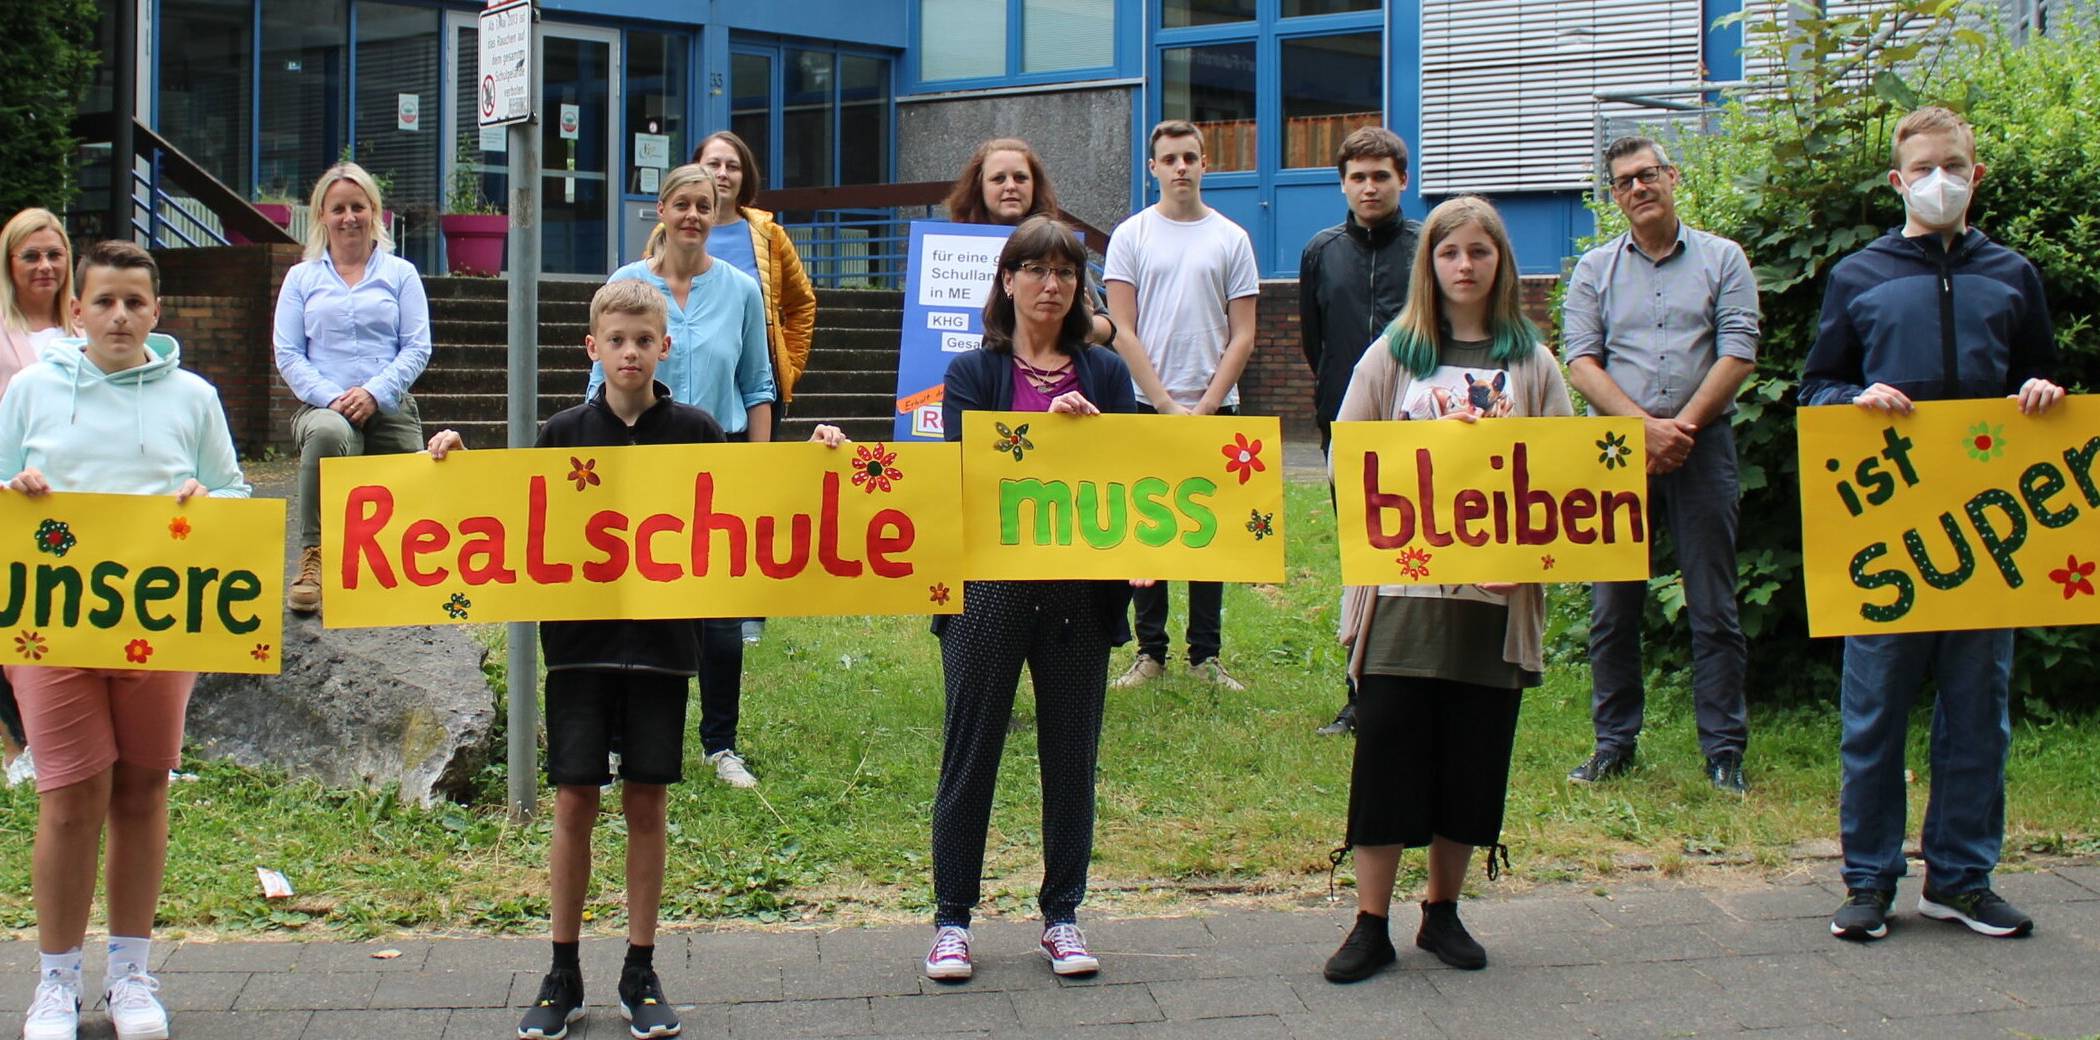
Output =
[{"x1": 1901, "y1": 166, "x2": 1973, "y2": 227}]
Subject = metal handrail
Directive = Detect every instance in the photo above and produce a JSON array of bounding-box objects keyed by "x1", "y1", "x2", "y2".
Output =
[{"x1": 72, "y1": 112, "x2": 298, "y2": 247}]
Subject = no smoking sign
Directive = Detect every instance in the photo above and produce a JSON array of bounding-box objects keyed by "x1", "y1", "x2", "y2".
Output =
[{"x1": 477, "y1": 0, "x2": 533, "y2": 127}]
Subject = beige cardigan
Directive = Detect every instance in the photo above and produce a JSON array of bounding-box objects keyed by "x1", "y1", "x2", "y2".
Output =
[{"x1": 1332, "y1": 336, "x2": 1575, "y2": 681}]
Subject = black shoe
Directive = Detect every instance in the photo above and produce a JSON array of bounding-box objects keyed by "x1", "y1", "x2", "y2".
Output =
[
  {"x1": 517, "y1": 969, "x2": 584, "y2": 1040},
  {"x1": 1830, "y1": 888, "x2": 1893, "y2": 941},
  {"x1": 1415, "y1": 900, "x2": 1487, "y2": 970},
  {"x1": 1706, "y1": 751, "x2": 1747, "y2": 794},
  {"x1": 1918, "y1": 885, "x2": 2034, "y2": 938},
  {"x1": 1315, "y1": 703, "x2": 1357, "y2": 736},
  {"x1": 1568, "y1": 747, "x2": 1634, "y2": 784},
  {"x1": 1322, "y1": 911, "x2": 1397, "y2": 983},
  {"x1": 618, "y1": 965, "x2": 683, "y2": 1038}
]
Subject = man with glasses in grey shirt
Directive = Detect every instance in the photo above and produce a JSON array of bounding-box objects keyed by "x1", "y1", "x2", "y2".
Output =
[{"x1": 1561, "y1": 136, "x2": 1760, "y2": 793}]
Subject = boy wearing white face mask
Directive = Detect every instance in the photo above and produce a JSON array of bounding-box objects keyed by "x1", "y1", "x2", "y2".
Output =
[{"x1": 1802, "y1": 106, "x2": 2062, "y2": 945}]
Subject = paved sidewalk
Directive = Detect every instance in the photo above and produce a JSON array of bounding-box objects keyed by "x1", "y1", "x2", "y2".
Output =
[{"x1": 3, "y1": 866, "x2": 2096, "y2": 1039}]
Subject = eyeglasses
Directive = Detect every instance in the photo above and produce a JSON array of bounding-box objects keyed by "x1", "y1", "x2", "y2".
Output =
[
  {"x1": 1016, "y1": 262, "x2": 1078, "y2": 283},
  {"x1": 14, "y1": 249, "x2": 65, "y2": 266},
  {"x1": 1609, "y1": 165, "x2": 1671, "y2": 193}
]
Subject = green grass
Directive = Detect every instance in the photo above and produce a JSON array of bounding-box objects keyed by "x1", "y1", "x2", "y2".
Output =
[{"x1": 1, "y1": 478, "x2": 2094, "y2": 937}]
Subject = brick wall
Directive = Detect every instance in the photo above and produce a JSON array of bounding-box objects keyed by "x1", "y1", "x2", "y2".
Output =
[
  {"x1": 152, "y1": 244, "x2": 305, "y2": 458},
  {"x1": 1235, "y1": 275, "x2": 1562, "y2": 432}
]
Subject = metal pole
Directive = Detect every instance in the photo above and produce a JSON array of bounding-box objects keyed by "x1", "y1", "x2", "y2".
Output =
[
  {"x1": 112, "y1": 0, "x2": 138, "y2": 241},
  {"x1": 504, "y1": 2, "x2": 543, "y2": 822}
]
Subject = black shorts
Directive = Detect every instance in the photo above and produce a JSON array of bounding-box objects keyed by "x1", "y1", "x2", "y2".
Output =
[
  {"x1": 544, "y1": 670, "x2": 691, "y2": 787},
  {"x1": 1345, "y1": 675, "x2": 1522, "y2": 849}
]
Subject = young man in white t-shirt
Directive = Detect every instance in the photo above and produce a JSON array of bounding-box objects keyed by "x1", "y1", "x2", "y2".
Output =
[{"x1": 1103, "y1": 119, "x2": 1261, "y2": 692}]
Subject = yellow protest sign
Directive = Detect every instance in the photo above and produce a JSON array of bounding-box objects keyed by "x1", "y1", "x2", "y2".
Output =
[
  {"x1": 0, "y1": 491, "x2": 284, "y2": 674},
  {"x1": 1331, "y1": 417, "x2": 1651, "y2": 585},
  {"x1": 319, "y1": 442, "x2": 963, "y2": 627},
  {"x1": 1798, "y1": 397, "x2": 2100, "y2": 637},
  {"x1": 959, "y1": 411, "x2": 1286, "y2": 581}
]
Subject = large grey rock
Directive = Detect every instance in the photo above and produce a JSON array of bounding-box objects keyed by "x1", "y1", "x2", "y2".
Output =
[{"x1": 188, "y1": 613, "x2": 498, "y2": 804}]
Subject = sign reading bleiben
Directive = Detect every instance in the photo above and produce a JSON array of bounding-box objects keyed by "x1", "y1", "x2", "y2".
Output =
[
  {"x1": 0, "y1": 491, "x2": 285, "y2": 674},
  {"x1": 1331, "y1": 417, "x2": 1651, "y2": 586},
  {"x1": 960, "y1": 412, "x2": 1286, "y2": 582},
  {"x1": 319, "y1": 442, "x2": 964, "y2": 627},
  {"x1": 1799, "y1": 397, "x2": 2100, "y2": 637}
]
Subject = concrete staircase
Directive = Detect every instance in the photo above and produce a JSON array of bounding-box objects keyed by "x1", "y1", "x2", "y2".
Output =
[{"x1": 415, "y1": 279, "x2": 902, "y2": 448}]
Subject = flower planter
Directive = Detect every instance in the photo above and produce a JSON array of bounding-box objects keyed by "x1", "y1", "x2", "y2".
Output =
[{"x1": 441, "y1": 213, "x2": 508, "y2": 276}]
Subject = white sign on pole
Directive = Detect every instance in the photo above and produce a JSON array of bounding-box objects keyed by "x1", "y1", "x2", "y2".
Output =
[{"x1": 477, "y1": 1, "x2": 533, "y2": 128}]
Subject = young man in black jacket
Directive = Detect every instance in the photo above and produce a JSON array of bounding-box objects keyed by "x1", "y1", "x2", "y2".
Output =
[
  {"x1": 1803, "y1": 106, "x2": 2061, "y2": 945},
  {"x1": 1298, "y1": 126, "x2": 1419, "y2": 735}
]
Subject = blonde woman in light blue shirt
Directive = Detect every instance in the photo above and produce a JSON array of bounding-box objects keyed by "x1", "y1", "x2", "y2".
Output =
[{"x1": 271, "y1": 162, "x2": 432, "y2": 615}]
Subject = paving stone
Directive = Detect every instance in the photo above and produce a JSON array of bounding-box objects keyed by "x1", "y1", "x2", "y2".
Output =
[
  {"x1": 290, "y1": 939, "x2": 432, "y2": 973},
  {"x1": 692, "y1": 926, "x2": 822, "y2": 970},
  {"x1": 1711, "y1": 881, "x2": 1846, "y2": 922},
  {"x1": 1280, "y1": 968, "x2": 1442, "y2": 1015},
  {"x1": 687, "y1": 960, "x2": 786, "y2": 1003},
  {"x1": 1046, "y1": 946, "x2": 1229, "y2": 985},
  {"x1": 1817, "y1": 943, "x2": 2023, "y2": 1019},
  {"x1": 168, "y1": 1009, "x2": 313, "y2": 1039},
  {"x1": 1578, "y1": 922, "x2": 1732, "y2": 963},
  {"x1": 1695, "y1": 952, "x2": 1885, "y2": 1030},
  {"x1": 731, "y1": 995, "x2": 876, "y2": 1037},
  {"x1": 2052, "y1": 864, "x2": 2100, "y2": 898},
  {"x1": 867, "y1": 990, "x2": 1020, "y2": 1033},
  {"x1": 1965, "y1": 1004, "x2": 2100, "y2": 1037},
  {"x1": 1008, "y1": 981, "x2": 1162, "y2": 1028},
  {"x1": 987, "y1": 1025, "x2": 1141, "y2": 1040},
  {"x1": 1991, "y1": 869, "x2": 2097, "y2": 908},
  {"x1": 1457, "y1": 895, "x2": 1610, "y2": 935},
  {"x1": 162, "y1": 941, "x2": 305, "y2": 974},
  {"x1": 1128, "y1": 1013, "x2": 1292, "y2": 1038},
  {"x1": 1425, "y1": 965, "x2": 1585, "y2": 1006},
  {"x1": 1561, "y1": 994, "x2": 1749, "y2": 1039},
  {"x1": 1281, "y1": 1007, "x2": 1448, "y2": 1040},
  {"x1": 1696, "y1": 917, "x2": 1837, "y2": 957},
  {"x1": 1145, "y1": 975, "x2": 1307, "y2": 1020},
  {"x1": 1087, "y1": 915, "x2": 1216, "y2": 950},
  {"x1": 233, "y1": 969, "x2": 379, "y2": 1010},
  {"x1": 424, "y1": 937, "x2": 545, "y2": 974},
  {"x1": 299, "y1": 1007, "x2": 451, "y2": 1039},
  {"x1": 1586, "y1": 886, "x2": 1729, "y2": 927},
  {"x1": 157, "y1": 969, "x2": 252, "y2": 1012},
  {"x1": 784, "y1": 955, "x2": 926, "y2": 999},
  {"x1": 1201, "y1": 910, "x2": 1352, "y2": 948},
  {"x1": 441, "y1": 1007, "x2": 531, "y2": 1038},
  {"x1": 1429, "y1": 997, "x2": 1603, "y2": 1040},
  {"x1": 1560, "y1": 960, "x2": 1726, "y2": 1005},
  {"x1": 368, "y1": 968, "x2": 515, "y2": 1009}
]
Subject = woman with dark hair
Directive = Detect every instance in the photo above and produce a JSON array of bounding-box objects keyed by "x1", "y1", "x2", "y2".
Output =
[
  {"x1": 944, "y1": 139, "x2": 1178, "y2": 409},
  {"x1": 921, "y1": 216, "x2": 1140, "y2": 984},
  {"x1": 1321, "y1": 196, "x2": 1573, "y2": 984}
]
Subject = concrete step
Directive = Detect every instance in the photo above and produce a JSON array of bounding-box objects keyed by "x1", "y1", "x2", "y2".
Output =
[
  {"x1": 815, "y1": 307, "x2": 903, "y2": 331},
  {"x1": 423, "y1": 277, "x2": 597, "y2": 303},
  {"x1": 779, "y1": 416, "x2": 897, "y2": 444},
  {"x1": 434, "y1": 319, "x2": 592, "y2": 347},
  {"x1": 791, "y1": 368, "x2": 896, "y2": 395},
  {"x1": 415, "y1": 365, "x2": 597, "y2": 397},
  {"x1": 418, "y1": 393, "x2": 572, "y2": 424},
  {"x1": 420, "y1": 297, "x2": 591, "y2": 324}
]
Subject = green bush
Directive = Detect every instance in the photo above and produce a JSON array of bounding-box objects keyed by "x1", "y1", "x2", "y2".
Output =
[
  {"x1": 1571, "y1": 2, "x2": 2100, "y2": 711},
  {"x1": 0, "y1": 0, "x2": 98, "y2": 218}
]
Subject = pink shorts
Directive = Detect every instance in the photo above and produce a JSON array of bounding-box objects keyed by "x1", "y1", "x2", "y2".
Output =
[{"x1": 5, "y1": 667, "x2": 195, "y2": 793}]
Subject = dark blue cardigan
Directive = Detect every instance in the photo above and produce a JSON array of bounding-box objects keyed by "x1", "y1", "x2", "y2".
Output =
[{"x1": 934, "y1": 342, "x2": 1139, "y2": 645}]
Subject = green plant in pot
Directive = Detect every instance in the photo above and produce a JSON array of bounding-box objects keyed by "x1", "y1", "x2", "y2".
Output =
[{"x1": 441, "y1": 133, "x2": 506, "y2": 276}]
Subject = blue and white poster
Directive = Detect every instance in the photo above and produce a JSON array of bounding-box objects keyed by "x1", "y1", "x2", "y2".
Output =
[{"x1": 893, "y1": 220, "x2": 1015, "y2": 441}]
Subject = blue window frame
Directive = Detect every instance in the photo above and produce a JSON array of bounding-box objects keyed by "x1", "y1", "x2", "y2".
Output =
[
  {"x1": 727, "y1": 37, "x2": 897, "y2": 191},
  {"x1": 905, "y1": 0, "x2": 1141, "y2": 92}
]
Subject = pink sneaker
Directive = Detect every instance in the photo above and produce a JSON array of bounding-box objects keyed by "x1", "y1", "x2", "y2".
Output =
[
  {"x1": 1039, "y1": 923, "x2": 1099, "y2": 976},
  {"x1": 923, "y1": 926, "x2": 973, "y2": 981}
]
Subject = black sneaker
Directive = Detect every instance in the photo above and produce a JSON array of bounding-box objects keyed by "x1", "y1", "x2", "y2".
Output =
[
  {"x1": 1416, "y1": 900, "x2": 1487, "y2": 970},
  {"x1": 1918, "y1": 885, "x2": 2034, "y2": 938},
  {"x1": 1322, "y1": 911, "x2": 1397, "y2": 983},
  {"x1": 1568, "y1": 747, "x2": 1634, "y2": 784},
  {"x1": 1830, "y1": 888, "x2": 1893, "y2": 941},
  {"x1": 1706, "y1": 751, "x2": 1748, "y2": 794},
  {"x1": 618, "y1": 965, "x2": 684, "y2": 1038},
  {"x1": 517, "y1": 968, "x2": 583, "y2": 1040},
  {"x1": 1315, "y1": 703, "x2": 1357, "y2": 736}
]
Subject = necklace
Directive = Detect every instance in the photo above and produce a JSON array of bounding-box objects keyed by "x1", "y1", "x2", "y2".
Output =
[{"x1": 1013, "y1": 353, "x2": 1073, "y2": 394}]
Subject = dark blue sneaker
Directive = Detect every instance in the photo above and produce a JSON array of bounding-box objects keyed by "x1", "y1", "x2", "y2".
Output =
[
  {"x1": 1919, "y1": 885, "x2": 2034, "y2": 938},
  {"x1": 1830, "y1": 888, "x2": 1892, "y2": 941}
]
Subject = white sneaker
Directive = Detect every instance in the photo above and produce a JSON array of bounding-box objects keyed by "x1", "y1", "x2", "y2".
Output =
[
  {"x1": 5, "y1": 746, "x2": 35, "y2": 788},
  {"x1": 22, "y1": 974, "x2": 80, "y2": 1040},
  {"x1": 923, "y1": 926, "x2": 973, "y2": 980},
  {"x1": 1110, "y1": 654, "x2": 1165, "y2": 690},
  {"x1": 102, "y1": 970, "x2": 168, "y2": 1040},
  {"x1": 1039, "y1": 923, "x2": 1100, "y2": 976},
  {"x1": 708, "y1": 749, "x2": 758, "y2": 788}
]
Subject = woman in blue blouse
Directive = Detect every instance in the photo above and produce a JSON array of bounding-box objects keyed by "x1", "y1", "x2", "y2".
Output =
[
  {"x1": 597, "y1": 162, "x2": 776, "y2": 789},
  {"x1": 272, "y1": 162, "x2": 431, "y2": 615}
]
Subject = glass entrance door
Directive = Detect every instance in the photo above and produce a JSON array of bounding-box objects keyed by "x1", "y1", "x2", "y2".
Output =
[{"x1": 445, "y1": 14, "x2": 619, "y2": 276}]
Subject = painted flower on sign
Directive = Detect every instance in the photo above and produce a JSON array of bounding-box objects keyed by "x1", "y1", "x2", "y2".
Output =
[
  {"x1": 2048, "y1": 555, "x2": 2095, "y2": 600},
  {"x1": 1965, "y1": 422, "x2": 2007, "y2": 462},
  {"x1": 1541, "y1": 554, "x2": 1557, "y2": 571},
  {"x1": 251, "y1": 643, "x2": 272, "y2": 662},
  {"x1": 853, "y1": 443, "x2": 904, "y2": 493},
  {"x1": 35, "y1": 518, "x2": 75, "y2": 557},
  {"x1": 567, "y1": 456, "x2": 601, "y2": 491},
  {"x1": 1221, "y1": 433, "x2": 1266, "y2": 485},
  {"x1": 169, "y1": 516, "x2": 191, "y2": 540},
  {"x1": 929, "y1": 582, "x2": 952, "y2": 605},
  {"x1": 1596, "y1": 432, "x2": 1631, "y2": 470},
  {"x1": 1245, "y1": 509, "x2": 1274, "y2": 540},
  {"x1": 991, "y1": 421, "x2": 1034, "y2": 461},
  {"x1": 443, "y1": 593, "x2": 473, "y2": 620},
  {"x1": 124, "y1": 639, "x2": 154, "y2": 664},
  {"x1": 1396, "y1": 546, "x2": 1433, "y2": 580},
  {"x1": 14, "y1": 631, "x2": 46, "y2": 661}
]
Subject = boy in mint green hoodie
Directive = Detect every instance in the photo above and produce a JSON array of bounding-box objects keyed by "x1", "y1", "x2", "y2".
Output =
[{"x1": 0, "y1": 239, "x2": 247, "y2": 1040}]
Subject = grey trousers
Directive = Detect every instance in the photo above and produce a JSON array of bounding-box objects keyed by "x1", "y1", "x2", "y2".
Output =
[
  {"x1": 293, "y1": 395, "x2": 425, "y2": 548},
  {"x1": 1587, "y1": 422, "x2": 1749, "y2": 759}
]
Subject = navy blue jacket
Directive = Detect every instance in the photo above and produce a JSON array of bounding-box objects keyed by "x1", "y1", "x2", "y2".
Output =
[
  {"x1": 936, "y1": 342, "x2": 1138, "y2": 645},
  {"x1": 536, "y1": 383, "x2": 726, "y2": 674},
  {"x1": 1801, "y1": 228, "x2": 2055, "y2": 407}
]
